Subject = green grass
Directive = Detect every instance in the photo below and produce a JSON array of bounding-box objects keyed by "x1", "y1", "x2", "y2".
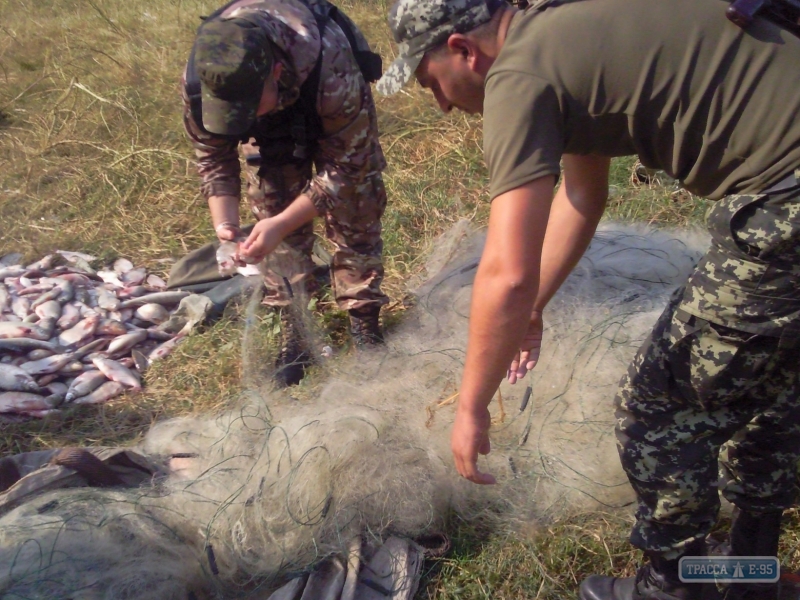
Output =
[{"x1": 1, "y1": 0, "x2": 795, "y2": 597}]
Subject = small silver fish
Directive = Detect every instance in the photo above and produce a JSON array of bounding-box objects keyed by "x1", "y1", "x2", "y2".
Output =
[
  {"x1": 57, "y1": 303, "x2": 81, "y2": 330},
  {"x1": 113, "y1": 257, "x2": 134, "y2": 275},
  {"x1": 0, "y1": 283, "x2": 10, "y2": 312},
  {"x1": 0, "y1": 322, "x2": 33, "y2": 340},
  {"x1": 58, "y1": 315, "x2": 100, "y2": 348},
  {"x1": 0, "y1": 391, "x2": 58, "y2": 414},
  {"x1": 56, "y1": 279, "x2": 75, "y2": 303},
  {"x1": 96, "y1": 319, "x2": 128, "y2": 337},
  {"x1": 216, "y1": 241, "x2": 245, "y2": 277},
  {"x1": 96, "y1": 286, "x2": 121, "y2": 310},
  {"x1": 56, "y1": 250, "x2": 96, "y2": 262},
  {"x1": 0, "y1": 364, "x2": 40, "y2": 392},
  {"x1": 0, "y1": 266, "x2": 26, "y2": 279},
  {"x1": 0, "y1": 338, "x2": 61, "y2": 353},
  {"x1": 134, "y1": 303, "x2": 170, "y2": 325},
  {"x1": 27, "y1": 348, "x2": 54, "y2": 361},
  {"x1": 96, "y1": 270, "x2": 125, "y2": 288},
  {"x1": 119, "y1": 291, "x2": 190, "y2": 309},
  {"x1": 106, "y1": 329, "x2": 147, "y2": 356},
  {"x1": 72, "y1": 380, "x2": 125, "y2": 405},
  {"x1": 145, "y1": 274, "x2": 167, "y2": 289},
  {"x1": 148, "y1": 334, "x2": 186, "y2": 363},
  {"x1": 117, "y1": 286, "x2": 147, "y2": 299},
  {"x1": 11, "y1": 296, "x2": 30, "y2": 320},
  {"x1": 122, "y1": 267, "x2": 147, "y2": 286},
  {"x1": 25, "y1": 254, "x2": 56, "y2": 271},
  {"x1": 91, "y1": 357, "x2": 141, "y2": 390},
  {"x1": 20, "y1": 352, "x2": 75, "y2": 376},
  {"x1": 65, "y1": 370, "x2": 108, "y2": 402},
  {"x1": 35, "y1": 300, "x2": 62, "y2": 321}
]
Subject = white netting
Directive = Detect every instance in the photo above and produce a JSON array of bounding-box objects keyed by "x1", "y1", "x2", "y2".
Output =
[{"x1": 0, "y1": 222, "x2": 709, "y2": 599}]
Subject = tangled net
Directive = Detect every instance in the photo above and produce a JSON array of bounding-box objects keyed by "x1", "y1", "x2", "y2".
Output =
[{"x1": 0, "y1": 222, "x2": 708, "y2": 599}]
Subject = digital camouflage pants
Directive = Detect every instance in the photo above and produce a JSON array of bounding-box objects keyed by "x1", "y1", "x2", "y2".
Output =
[
  {"x1": 615, "y1": 170, "x2": 800, "y2": 557},
  {"x1": 243, "y1": 157, "x2": 389, "y2": 312}
]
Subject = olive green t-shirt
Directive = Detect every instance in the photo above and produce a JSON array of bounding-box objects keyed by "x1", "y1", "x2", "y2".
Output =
[{"x1": 484, "y1": 0, "x2": 800, "y2": 200}]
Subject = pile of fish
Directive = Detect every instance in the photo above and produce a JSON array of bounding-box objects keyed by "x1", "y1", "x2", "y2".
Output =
[{"x1": 0, "y1": 251, "x2": 190, "y2": 419}]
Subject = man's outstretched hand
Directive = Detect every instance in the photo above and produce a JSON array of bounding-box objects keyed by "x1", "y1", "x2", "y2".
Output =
[
  {"x1": 507, "y1": 311, "x2": 543, "y2": 384},
  {"x1": 451, "y1": 406, "x2": 497, "y2": 485}
]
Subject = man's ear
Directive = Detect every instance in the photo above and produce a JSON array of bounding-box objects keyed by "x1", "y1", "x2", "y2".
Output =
[{"x1": 446, "y1": 34, "x2": 478, "y2": 69}]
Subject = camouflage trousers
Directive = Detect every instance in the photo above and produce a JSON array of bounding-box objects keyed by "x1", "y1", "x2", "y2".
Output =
[
  {"x1": 615, "y1": 171, "x2": 800, "y2": 557},
  {"x1": 243, "y1": 158, "x2": 389, "y2": 311}
]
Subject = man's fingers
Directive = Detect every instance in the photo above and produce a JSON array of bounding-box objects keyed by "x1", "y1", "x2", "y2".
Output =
[{"x1": 455, "y1": 456, "x2": 496, "y2": 485}]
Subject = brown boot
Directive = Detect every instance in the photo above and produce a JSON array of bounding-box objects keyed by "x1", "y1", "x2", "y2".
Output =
[
  {"x1": 349, "y1": 306, "x2": 383, "y2": 347},
  {"x1": 580, "y1": 541, "x2": 708, "y2": 600},
  {"x1": 274, "y1": 311, "x2": 311, "y2": 387}
]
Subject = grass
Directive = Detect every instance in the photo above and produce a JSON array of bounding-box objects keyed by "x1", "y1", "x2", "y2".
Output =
[{"x1": 0, "y1": 0, "x2": 795, "y2": 597}]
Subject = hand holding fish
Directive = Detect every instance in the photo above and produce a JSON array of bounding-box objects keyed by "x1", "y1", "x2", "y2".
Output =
[{"x1": 239, "y1": 217, "x2": 287, "y2": 263}]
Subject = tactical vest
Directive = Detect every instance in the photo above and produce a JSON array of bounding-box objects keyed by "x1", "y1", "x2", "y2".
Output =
[{"x1": 184, "y1": 0, "x2": 382, "y2": 165}]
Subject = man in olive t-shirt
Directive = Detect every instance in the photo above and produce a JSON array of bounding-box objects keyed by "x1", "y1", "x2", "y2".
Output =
[{"x1": 378, "y1": 0, "x2": 800, "y2": 597}]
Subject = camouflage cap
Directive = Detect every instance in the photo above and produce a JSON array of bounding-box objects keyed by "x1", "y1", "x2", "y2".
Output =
[
  {"x1": 194, "y1": 18, "x2": 274, "y2": 136},
  {"x1": 376, "y1": 0, "x2": 504, "y2": 96}
]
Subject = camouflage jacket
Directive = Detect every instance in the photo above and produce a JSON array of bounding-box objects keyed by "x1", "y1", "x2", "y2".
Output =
[{"x1": 181, "y1": 0, "x2": 386, "y2": 214}]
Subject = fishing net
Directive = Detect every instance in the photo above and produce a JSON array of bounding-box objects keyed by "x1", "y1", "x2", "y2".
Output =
[{"x1": 0, "y1": 222, "x2": 709, "y2": 599}]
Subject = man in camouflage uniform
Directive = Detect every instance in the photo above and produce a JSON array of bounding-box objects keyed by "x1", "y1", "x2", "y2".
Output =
[
  {"x1": 182, "y1": 0, "x2": 389, "y2": 385},
  {"x1": 377, "y1": 0, "x2": 800, "y2": 597}
]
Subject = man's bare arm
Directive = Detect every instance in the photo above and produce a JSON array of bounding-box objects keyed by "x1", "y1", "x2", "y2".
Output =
[
  {"x1": 452, "y1": 155, "x2": 610, "y2": 483},
  {"x1": 452, "y1": 175, "x2": 556, "y2": 484},
  {"x1": 209, "y1": 195, "x2": 242, "y2": 241},
  {"x1": 507, "y1": 154, "x2": 610, "y2": 381},
  {"x1": 535, "y1": 154, "x2": 610, "y2": 311}
]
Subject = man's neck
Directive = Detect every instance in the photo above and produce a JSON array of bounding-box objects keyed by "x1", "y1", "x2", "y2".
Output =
[{"x1": 476, "y1": 6, "x2": 518, "y2": 76}]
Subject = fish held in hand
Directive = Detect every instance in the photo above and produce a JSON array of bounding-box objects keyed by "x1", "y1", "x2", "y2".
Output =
[{"x1": 216, "y1": 241, "x2": 246, "y2": 277}]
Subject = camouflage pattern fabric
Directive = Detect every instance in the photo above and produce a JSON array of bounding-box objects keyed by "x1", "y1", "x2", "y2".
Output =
[
  {"x1": 615, "y1": 176, "x2": 800, "y2": 558},
  {"x1": 243, "y1": 144, "x2": 388, "y2": 309},
  {"x1": 182, "y1": 0, "x2": 388, "y2": 311},
  {"x1": 376, "y1": 0, "x2": 502, "y2": 95}
]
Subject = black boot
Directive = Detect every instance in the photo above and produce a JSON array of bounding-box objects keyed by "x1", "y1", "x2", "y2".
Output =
[
  {"x1": 722, "y1": 509, "x2": 783, "y2": 600},
  {"x1": 580, "y1": 541, "x2": 707, "y2": 600},
  {"x1": 349, "y1": 306, "x2": 383, "y2": 346},
  {"x1": 274, "y1": 311, "x2": 311, "y2": 387}
]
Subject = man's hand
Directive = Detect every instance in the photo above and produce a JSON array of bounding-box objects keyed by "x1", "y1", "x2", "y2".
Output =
[
  {"x1": 215, "y1": 222, "x2": 243, "y2": 243},
  {"x1": 240, "y1": 217, "x2": 286, "y2": 263},
  {"x1": 451, "y1": 406, "x2": 497, "y2": 485},
  {"x1": 507, "y1": 310, "x2": 543, "y2": 384}
]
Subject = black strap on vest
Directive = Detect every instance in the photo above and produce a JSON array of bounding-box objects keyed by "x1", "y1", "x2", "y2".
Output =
[{"x1": 184, "y1": 0, "x2": 383, "y2": 156}]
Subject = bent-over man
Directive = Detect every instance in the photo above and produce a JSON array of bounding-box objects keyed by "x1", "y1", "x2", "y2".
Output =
[
  {"x1": 183, "y1": 0, "x2": 389, "y2": 386},
  {"x1": 378, "y1": 0, "x2": 800, "y2": 597}
]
